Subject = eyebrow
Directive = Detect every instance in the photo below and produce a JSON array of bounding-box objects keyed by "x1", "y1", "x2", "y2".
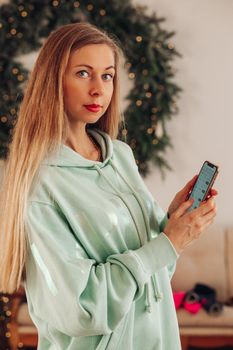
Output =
[{"x1": 74, "y1": 64, "x2": 115, "y2": 70}]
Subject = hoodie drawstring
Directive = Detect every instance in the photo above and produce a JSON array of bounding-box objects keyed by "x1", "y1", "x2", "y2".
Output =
[
  {"x1": 145, "y1": 284, "x2": 152, "y2": 313},
  {"x1": 93, "y1": 160, "x2": 163, "y2": 313}
]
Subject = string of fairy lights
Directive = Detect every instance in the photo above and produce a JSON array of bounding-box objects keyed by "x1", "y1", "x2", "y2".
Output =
[
  {"x1": 0, "y1": 294, "x2": 12, "y2": 349},
  {"x1": 0, "y1": 0, "x2": 181, "y2": 178}
]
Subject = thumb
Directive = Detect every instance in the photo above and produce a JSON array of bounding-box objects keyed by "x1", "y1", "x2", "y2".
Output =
[
  {"x1": 179, "y1": 175, "x2": 198, "y2": 198},
  {"x1": 184, "y1": 175, "x2": 198, "y2": 191},
  {"x1": 174, "y1": 198, "x2": 194, "y2": 218}
]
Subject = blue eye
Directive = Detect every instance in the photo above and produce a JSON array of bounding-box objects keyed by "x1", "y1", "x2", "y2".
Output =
[
  {"x1": 77, "y1": 70, "x2": 89, "y2": 78},
  {"x1": 103, "y1": 73, "x2": 113, "y2": 81}
]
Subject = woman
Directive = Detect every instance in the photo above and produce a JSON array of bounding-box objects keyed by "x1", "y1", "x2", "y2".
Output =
[{"x1": 0, "y1": 22, "x2": 217, "y2": 350}]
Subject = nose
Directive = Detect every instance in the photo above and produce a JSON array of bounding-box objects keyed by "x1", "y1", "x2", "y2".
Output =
[{"x1": 89, "y1": 76, "x2": 104, "y2": 96}]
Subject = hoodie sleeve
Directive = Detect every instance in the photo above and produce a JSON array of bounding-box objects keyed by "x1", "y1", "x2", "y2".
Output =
[
  {"x1": 25, "y1": 201, "x2": 178, "y2": 337},
  {"x1": 150, "y1": 201, "x2": 177, "y2": 279}
]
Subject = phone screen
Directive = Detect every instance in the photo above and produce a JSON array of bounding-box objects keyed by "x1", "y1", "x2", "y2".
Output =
[{"x1": 188, "y1": 161, "x2": 218, "y2": 212}]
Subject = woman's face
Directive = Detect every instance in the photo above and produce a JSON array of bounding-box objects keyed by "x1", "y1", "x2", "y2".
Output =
[{"x1": 63, "y1": 44, "x2": 115, "y2": 124}]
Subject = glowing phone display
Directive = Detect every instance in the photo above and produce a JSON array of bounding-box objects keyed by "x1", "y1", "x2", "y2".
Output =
[{"x1": 187, "y1": 161, "x2": 219, "y2": 212}]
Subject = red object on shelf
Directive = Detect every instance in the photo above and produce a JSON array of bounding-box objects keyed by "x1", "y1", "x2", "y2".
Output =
[
  {"x1": 173, "y1": 291, "x2": 186, "y2": 310},
  {"x1": 183, "y1": 300, "x2": 202, "y2": 314}
]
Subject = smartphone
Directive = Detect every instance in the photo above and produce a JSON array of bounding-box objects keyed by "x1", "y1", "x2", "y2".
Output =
[{"x1": 187, "y1": 161, "x2": 219, "y2": 212}]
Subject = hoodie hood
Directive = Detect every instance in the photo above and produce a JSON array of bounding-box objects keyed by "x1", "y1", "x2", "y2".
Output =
[{"x1": 42, "y1": 128, "x2": 112, "y2": 168}]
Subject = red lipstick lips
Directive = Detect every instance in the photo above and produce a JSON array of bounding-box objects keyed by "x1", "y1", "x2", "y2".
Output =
[{"x1": 84, "y1": 104, "x2": 102, "y2": 112}]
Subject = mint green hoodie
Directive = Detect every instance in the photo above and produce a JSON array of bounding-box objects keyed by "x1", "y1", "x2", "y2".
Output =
[{"x1": 24, "y1": 128, "x2": 181, "y2": 350}]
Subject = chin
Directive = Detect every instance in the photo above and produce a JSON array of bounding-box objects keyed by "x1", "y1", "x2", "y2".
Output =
[
  {"x1": 67, "y1": 112, "x2": 101, "y2": 122},
  {"x1": 84, "y1": 116, "x2": 102, "y2": 125}
]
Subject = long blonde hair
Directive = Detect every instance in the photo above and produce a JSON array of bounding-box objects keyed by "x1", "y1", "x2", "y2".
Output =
[{"x1": 0, "y1": 22, "x2": 124, "y2": 294}]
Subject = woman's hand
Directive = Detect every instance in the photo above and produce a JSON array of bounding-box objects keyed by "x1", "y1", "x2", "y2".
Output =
[
  {"x1": 167, "y1": 175, "x2": 218, "y2": 217},
  {"x1": 164, "y1": 196, "x2": 217, "y2": 254}
]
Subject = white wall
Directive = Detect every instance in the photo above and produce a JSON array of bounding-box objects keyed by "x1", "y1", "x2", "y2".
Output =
[
  {"x1": 1, "y1": 0, "x2": 232, "y2": 226},
  {"x1": 132, "y1": 0, "x2": 233, "y2": 228}
]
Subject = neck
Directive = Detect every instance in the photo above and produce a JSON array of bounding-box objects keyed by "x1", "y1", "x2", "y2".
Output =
[{"x1": 64, "y1": 123, "x2": 100, "y2": 160}]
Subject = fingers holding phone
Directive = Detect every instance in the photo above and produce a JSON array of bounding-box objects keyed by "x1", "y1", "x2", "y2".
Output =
[
  {"x1": 167, "y1": 175, "x2": 198, "y2": 217},
  {"x1": 164, "y1": 161, "x2": 219, "y2": 254},
  {"x1": 206, "y1": 187, "x2": 218, "y2": 200},
  {"x1": 164, "y1": 196, "x2": 217, "y2": 254}
]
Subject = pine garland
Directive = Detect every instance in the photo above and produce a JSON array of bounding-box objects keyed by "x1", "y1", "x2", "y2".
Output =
[{"x1": 0, "y1": 0, "x2": 181, "y2": 177}]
